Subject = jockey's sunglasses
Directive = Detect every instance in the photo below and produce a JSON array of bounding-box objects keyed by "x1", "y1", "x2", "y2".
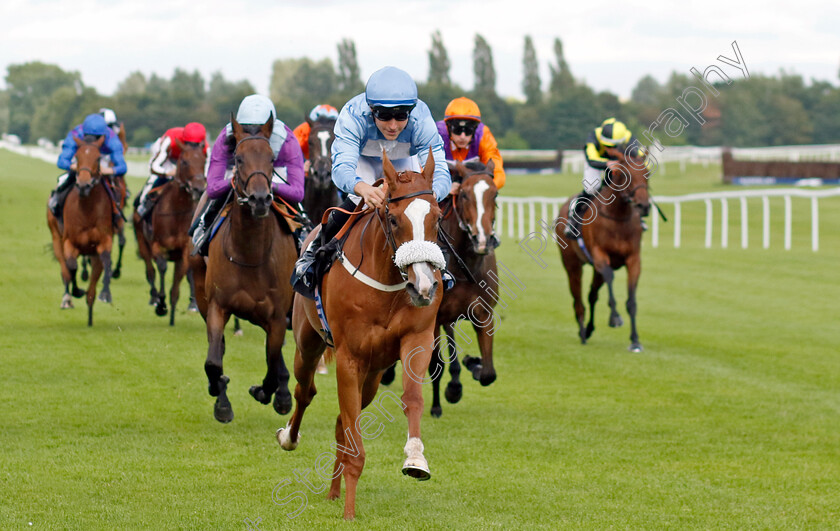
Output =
[
  {"x1": 371, "y1": 105, "x2": 414, "y2": 122},
  {"x1": 449, "y1": 121, "x2": 478, "y2": 136}
]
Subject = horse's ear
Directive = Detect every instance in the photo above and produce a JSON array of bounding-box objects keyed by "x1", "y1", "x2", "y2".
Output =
[
  {"x1": 231, "y1": 112, "x2": 243, "y2": 138},
  {"x1": 73, "y1": 135, "x2": 83, "y2": 147},
  {"x1": 175, "y1": 138, "x2": 185, "y2": 151},
  {"x1": 422, "y1": 150, "x2": 435, "y2": 187},
  {"x1": 485, "y1": 158, "x2": 495, "y2": 175},
  {"x1": 94, "y1": 135, "x2": 105, "y2": 149},
  {"x1": 382, "y1": 149, "x2": 398, "y2": 189},
  {"x1": 260, "y1": 115, "x2": 274, "y2": 139}
]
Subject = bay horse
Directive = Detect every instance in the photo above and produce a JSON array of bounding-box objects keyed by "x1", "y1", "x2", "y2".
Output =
[
  {"x1": 189, "y1": 115, "x2": 295, "y2": 423},
  {"x1": 46, "y1": 136, "x2": 117, "y2": 326},
  {"x1": 302, "y1": 118, "x2": 339, "y2": 226},
  {"x1": 555, "y1": 145, "x2": 651, "y2": 352},
  {"x1": 429, "y1": 160, "x2": 499, "y2": 417},
  {"x1": 133, "y1": 140, "x2": 206, "y2": 325},
  {"x1": 278, "y1": 151, "x2": 445, "y2": 520}
]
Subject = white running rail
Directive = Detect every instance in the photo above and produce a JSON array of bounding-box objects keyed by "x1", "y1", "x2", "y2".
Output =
[{"x1": 497, "y1": 188, "x2": 840, "y2": 251}]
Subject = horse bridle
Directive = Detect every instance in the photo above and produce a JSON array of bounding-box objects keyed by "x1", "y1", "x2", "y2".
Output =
[
  {"x1": 233, "y1": 135, "x2": 273, "y2": 205},
  {"x1": 453, "y1": 171, "x2": 500, "y2": 250}
]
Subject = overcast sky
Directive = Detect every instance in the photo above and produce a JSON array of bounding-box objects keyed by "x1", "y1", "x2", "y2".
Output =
[{"x1": 2, "y1": 0, "x2": 838, "y2": 101}]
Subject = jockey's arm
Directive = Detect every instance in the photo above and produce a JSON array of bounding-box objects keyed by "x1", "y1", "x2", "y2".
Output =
[
  {"x1": 271, "y1": 130, "x2": 305, "y2": 203},
  {"x1": 149, "y1": 136, "x2": 173, "y2": 177},
  {"x1": 477, "y1": 126, "x2": 506, "y2": 190},
  {"x1": 584, "y1": 130, "x2": 609, "y2": 171}
]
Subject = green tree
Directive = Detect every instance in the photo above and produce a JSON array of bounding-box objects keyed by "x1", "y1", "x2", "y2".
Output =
[
  {"x1": 30, "y1": 85, "x2": 101, "y2": 143},
  {"x1": 548, "y1": 38, "x2": 575, "y2": 98},
  {"x1": 270, "y1": 57, "x2": 339, "y2": 124},
  {"x1": 428, "y1": 30, "x2": 451, "y2": 85},
  {"x1": 337, "y1": 39, "x2": 363, "y2": 96},
  {"x1": 206, "y1": 72, "x2": 255, "y2": 129},
  {"x1": 473, "y1": 34, "x2": 496, "y2": 96},
  {"x1": 5, "y1": 61, "x2": 82, "y2": 142},
  {"x1": 0, "y1": 89, "x2": 9, "y2": 134},
  {"x1": 522, "y1": 36, "x2": 541, "y2": 104}
]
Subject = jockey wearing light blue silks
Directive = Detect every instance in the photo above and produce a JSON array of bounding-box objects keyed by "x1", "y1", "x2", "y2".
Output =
[
  {"x1": 331, "y1": 93, "x2": 451, "y2": 204},
  {"x1": 291, "y1": 66, "x2": 452, "y2": 299}
]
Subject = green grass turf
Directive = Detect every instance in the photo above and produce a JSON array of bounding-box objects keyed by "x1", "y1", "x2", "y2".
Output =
[{"x1": 1, "y1": 148, "x2": 839, "y2": 529}]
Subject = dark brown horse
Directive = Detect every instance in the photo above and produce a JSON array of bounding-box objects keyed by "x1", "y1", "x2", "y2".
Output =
[
  {"x1": 555, "y1": 146, "x2": 651, "y2": 352},
  {"x1": 429, "y1": 160, "x2": 500, "y2": 417},
  {"x1": 133, "y1": 140, "x2": 206, "y2": 325},
  {"x1": 189, "y1": 115, "x2": 295, "y2": 422},
  {"x1": 46, "y1": 136, "x2": 117, "y2": 326},
  {"x1": 278, "y1": 152, "x2": 444, "y2": 520},
  {"x1": 302, "y1": 118, "x2": 339, "y2": 226}
]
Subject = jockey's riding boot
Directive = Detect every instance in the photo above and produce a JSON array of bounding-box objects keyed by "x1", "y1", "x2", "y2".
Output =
[
  {"x1": 563, "y1": 192, "x2": 593, "y2": 239},
  {"x1": 136, "y1": 191, "x2": 157, "y2": 220},
  {"x1": 191, "y1": 197, "x2": 225, "y2": 256},
  {"x1": 291, "y1": 206, "x2": 351, "y2": 299},
  {"x1": 48, "y1": 172, "x2": 76, "y2": 218},
  {"x1": 641, "y1": 219, "x2": 649, "y2": 232}
]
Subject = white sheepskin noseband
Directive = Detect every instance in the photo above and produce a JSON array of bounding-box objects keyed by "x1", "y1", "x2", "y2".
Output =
[{"x1": 393, "y1": 240, "x2": 446, "y2": 270}]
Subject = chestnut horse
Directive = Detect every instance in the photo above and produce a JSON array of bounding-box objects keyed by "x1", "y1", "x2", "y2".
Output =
[
  {"x1": 189, "y1": 116, "x2": 295, "y2": 422},
  {"x1": 46, "y1": 136, "x2": 117, "y2": 326},
  {"x1": 133, "y1": 140, "x2": 206, "y2": 325},
  {"x1": 302, "y1": 118, "x2": 339, "y2": 226},
  {"x1": 277, "y1": 152, "x2": 445, "y2": 520},
  {"x1": 555, "y1": 146, "x2": 651, "y2": 352},
  {"x1": 429, "y1": 160, "x2": 499, "y2": 417}
]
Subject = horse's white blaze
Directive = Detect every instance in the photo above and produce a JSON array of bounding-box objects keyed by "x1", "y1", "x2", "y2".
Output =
[
  {"x1": 404, "y1": 198, "x2": 436, "y2": 294},
  {"x1": 473, "y1": 179, "x2": 490, "y2": 249},
  {"x1": 404, "y1": 198, "x2": 431, "y2": 242},
  {"x1": 316, "y1": 130, "x2": 331, "y2": 158}
]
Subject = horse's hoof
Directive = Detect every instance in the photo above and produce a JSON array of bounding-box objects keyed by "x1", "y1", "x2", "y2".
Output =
[
  {"x1": 609, "y1": 314, "x2": 623, "y2": 328},
  {"x1": 316, "y1": 357, "x2": 328, "y2": 375},
  {"x1": 444, "y1": 382, "x2": 462, "y2": 404},
  {"x1": 585, "y1": 324, "x2": 595, "y2": 339},
  {"x1": 155, "y1": 304, "x2": 168, "y2": 317},
  {"x1": 276, "y1": 426, "x2": 299, "y2": 451},
  {"x1": 628, "y1": 343, "x2": 644, "y2": 353},
  {"x1": 430, "y1": 405, "x2": 442, "y2": 418},
  {"x1": 479, "y1": 370, "x2": 496, "y2": 387},
  {"x1": 214, "y1": 399, "x2": 233, "y2": 423},
  {"x1": 72, "y1": 287, "x2": 85, "y2": 298},
  {"x1": 187, "y1": 300, "x2": 198, "y2": 312},
  {"x1": 401, "y1": 459, "x2": 431, "y2": 481},
  {"x1": 249, "y1": 386, "x2": 270, "y2": 404},
  {"x1": 233, "y1": 329, "x2": 244, "y2": 337},
  {"x1": 60, "y1": 299, "x2": 74, "y2": 309},
  {"x1": 111, "y1": 269, "x2": 121, "y2": 279},
  {"x1": 98, "y1": 291, "x2": 112, "y2": 304},
  {"x1": 273, "y1": 391, "x2": 292, "y2": 415},
  {"x1": 463, "y1": 356, "x2": 483, "y2": 382}
]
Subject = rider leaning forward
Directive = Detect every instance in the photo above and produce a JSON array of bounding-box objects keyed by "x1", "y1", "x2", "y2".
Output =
[{"x1": 291, "y1": 66, "x2": 452, "y2": 298}]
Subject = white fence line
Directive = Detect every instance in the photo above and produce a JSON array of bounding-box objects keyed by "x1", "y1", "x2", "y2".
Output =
[{"x1": 497, "y1": 188, "x2": 840, "y2": 252}]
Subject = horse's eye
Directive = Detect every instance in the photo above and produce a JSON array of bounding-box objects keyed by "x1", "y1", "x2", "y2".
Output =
[
  {"x1": 389, "y1": 216, "x2": 399, "y2": 227},
  {"x1": 234, "y1": 156, "x2": 243, "y2": 166}
]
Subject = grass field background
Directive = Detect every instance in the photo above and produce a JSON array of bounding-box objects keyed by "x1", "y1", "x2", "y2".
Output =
[{"x1": 1, "y1": 149, "x2": 839, "y2": 529}]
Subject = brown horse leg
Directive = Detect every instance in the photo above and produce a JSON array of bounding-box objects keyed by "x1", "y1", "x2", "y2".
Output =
[
  {"x1": 561, "y1": 251, "x2": 587, "y2": 343},
  {"x1": 96, "y1": 248, "x2": 113, "y2": 304},
  {"x1": 472, "y1": 317, "x2": 497, "y2": 386},
  {"x1": 277, "y1": 313, "x2": 326, "y2": 450},
  {"x1": 86, "y1": 255, "x2": 104, "y2": 327},
  {"x1": 62, "y1": 242, "x2": 85, "y2": 300},
  {"x1": 153, "y1": 252, "x2": 168, "y2": 317},
  {"x1": 249, "y1": 324, "x2": 291, "y2": 415},
  {"x1": 443, "y1": 323, "x2": 463, "y2": 404},
  {"x1": 625, "y1": 253, "x2": 643, "y2": 352},
  {"x1": 598, "y1": 264, "x2": 624, "y2": 328},
  {"x1": 169, "y1": 251, "x2": 189, "y2": 326},
  {"x1": 586, "y1": 271, "x2": 605, "y2": 340},
  {"x1": 186, "y1": 269, "x2": 198, "y2": 312},
  {"x1": 400, "y1": 332, "x2": 433, "y2": 481},
  {"x1": 327, "y1": 414, "x2": 345, "y2": 501},
  {"x1": 334, "y1": 352, "x2": 365, "y2": 520},
  {"x1": 205, "y1": 302, "x2": 233, "y2": 422},
  {"x1": 49, "y1": 214, "x2": 75, "y2": 308}
]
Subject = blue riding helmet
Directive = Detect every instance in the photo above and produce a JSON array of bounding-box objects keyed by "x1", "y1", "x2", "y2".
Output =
[
  {"x1": 82, "y1": 114, "x2": 108, "y2": 136},
  {"x1": 236, "y1": 94, "x2": 276, "y2": 125},
  {"x1": 365, "y1": 67, "x2": 418, "y2": 108}
]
